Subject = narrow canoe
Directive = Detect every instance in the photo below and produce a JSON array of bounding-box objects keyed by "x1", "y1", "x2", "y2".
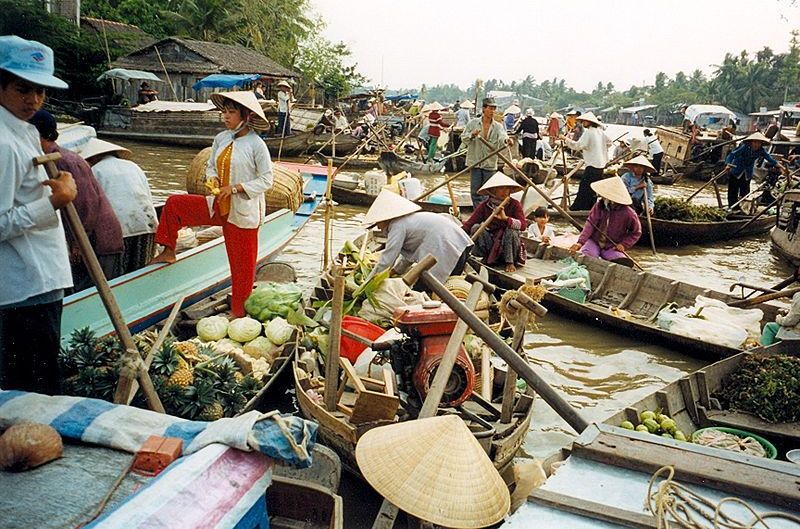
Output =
[
  {"x1": 378, "y1": 150, "x2": 445, "y2": 175},
  {"x1": 479, "y1": 237, "x2": 782, "y2": 362}
]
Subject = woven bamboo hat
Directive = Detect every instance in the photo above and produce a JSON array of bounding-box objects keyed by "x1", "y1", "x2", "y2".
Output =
[
  {"x1": 210, "y1": 90, "x2": 269, "y2": 131},
  {"x1": 591, "y1": 176, "x2": 632, "y2": 205},
  {"x1": 362, "y1": 189, "x2": 421, "y2": 227},
  {"x1": 744, "y1": 131, "x2": 771, "y2": 144},
  {"x1": 504, "y1": 104, "x2": 521, "y2": 115},
  {"x1": 623, "y1": 154, "x2": 655, "y2": 172},
  {"x1": 577, "y1": 111, "x2": 602, "y2": 127},
  {"x1": 460, "y1": 100, "x2": 475, "y2": 109},
  {"x1": 422, "y1": 101, "x2": 444, "y2": 112},
  {"x1": 80, "y1": 138, "x2": 132, "y2": 161},
  {"x1": 356, "y1": 415, "x2": 509, "y2": 528},
  {"x1": 478, "y1": 171, "x2": 523, "y2": 195},
  {"x1": 276, "y1": 80, "x2": 291, "y2": 89}
]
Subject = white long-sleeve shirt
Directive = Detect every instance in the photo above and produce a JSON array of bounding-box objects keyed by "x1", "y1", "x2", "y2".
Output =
[
  {"x1": 277, "y1": 90, "x2": 290, "y2": 113},
  {"x1": 564, "y1": 127, "x2": 611, "y2": 169},
  {"x1": 0, "y1": 105, "x2": 72, "y2": 307},
  {"x1": 527, "y1": 222, "x2": 556, "y2": 242},
  {"x1": 369, "y1": 212, "x2": 472, "y2": 284},
  {"x1": 92, "y1": 156, "x2": 158, "y2": 237},
  {"x1": 206, "y1": 130, "x2": 273, "y2": 229},
  {"x1": 647, "y1": 136, "x2": 664, "y2": 156}
]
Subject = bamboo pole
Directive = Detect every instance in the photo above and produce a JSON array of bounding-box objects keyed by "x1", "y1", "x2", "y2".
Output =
[
  {"x1": 501, "y1": 302, "x2": 528, "y2": 423},
  {"x1": 324, "y1": 265, "x2": 345, "y2": 411},
  {"x1": 153, "y1": 45, "x2": 178, "y2": 101},
  {"x1": 413, "y1": 144, "x2": 507, "y2": 204},
  {"x1": 684, "y1": 167, "x2": 730, "y2": 203},
  {"x1": 322, "y1": 158, "x2": 334, "y2": 270},
  {"x1": 470, "y1": 196, "x2": 511, "y2": 242},
  {"x1": 643, "y1": 179, "x2": 657, "y2": 256},
  {"x1": 730, "y1": 286, "x2": 800, "y2": 308}
]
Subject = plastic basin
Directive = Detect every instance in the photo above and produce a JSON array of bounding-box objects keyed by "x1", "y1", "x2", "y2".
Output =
[
  {"x1": 340, "y1": 316, "x2": 385, "y2": 362},
  {"x1": 691, "y1": 427, "x2": 777, "y2": 459}
]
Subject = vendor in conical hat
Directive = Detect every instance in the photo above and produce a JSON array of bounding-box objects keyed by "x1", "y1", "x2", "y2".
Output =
[
  {"x1": 569, "y1": 176, "x2": 641, "y2": 263},
  {"x1": 364, "y1": 190, "x2": 473, "y2": 287},
  {"x1": 462, "y1": 172, "x2": 527, "y2": 272},
  {"x1": 724, "y1": 131, "x2": 786, "y2": 210},
  {"x1": 151, "y1": 90, "x2": 273, "y2": 317},
  {"x1": 560, "y1": 111, "x2": 612, "y2": 211},
  {"x1": 620, "y1": 155, "x2": 656, "y2": 215}
]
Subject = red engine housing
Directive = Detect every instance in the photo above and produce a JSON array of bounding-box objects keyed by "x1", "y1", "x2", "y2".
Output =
[{"x1": 393, "y1": 303, "x2": 476, "y2": 407}]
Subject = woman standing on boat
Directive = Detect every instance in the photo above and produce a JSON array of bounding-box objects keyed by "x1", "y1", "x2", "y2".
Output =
[
  {"x1": 150, "y1": 91, "x2": 272, "y2": 317},
  {"x1": 725, "y1": 132, "x2": 785, "y2": 210},
  {"x1": 620, "y1": 155, "x2": 655, "y2": 215},
  {"x1": 462, "y1": 173, "x2": 527, "y2": 273},
  {"x1": 569, "y1": 176, "x2": 641, "y2": 262},
  {"x1": 561, "y1": 112, "x2": 612, "y2": 211}
]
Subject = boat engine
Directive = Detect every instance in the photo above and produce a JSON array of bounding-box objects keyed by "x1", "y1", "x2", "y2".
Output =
[{"x1": 379, "y1": 301, "x2": 475, "y2": 409}]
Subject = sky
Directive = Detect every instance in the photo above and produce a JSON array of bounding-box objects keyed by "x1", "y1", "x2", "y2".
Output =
[{"x1": 309, "y1": 0, "x2": 800, "y2": 93}]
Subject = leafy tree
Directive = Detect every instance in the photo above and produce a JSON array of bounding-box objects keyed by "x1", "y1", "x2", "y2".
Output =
[{"x1": 294, "y1": 33, "x2": 366, "y2": 100}]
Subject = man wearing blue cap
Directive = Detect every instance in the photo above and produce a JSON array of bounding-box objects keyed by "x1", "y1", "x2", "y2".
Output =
[{"x1": 0, "y1": 36, "x2": 76, "y2": 394}]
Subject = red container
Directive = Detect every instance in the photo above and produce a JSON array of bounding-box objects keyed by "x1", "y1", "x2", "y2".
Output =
[{"x1": 340, "y1": 315, "x2": 385, "y2": 362}]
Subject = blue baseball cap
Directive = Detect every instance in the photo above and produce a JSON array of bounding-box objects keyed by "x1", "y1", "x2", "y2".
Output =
[{"x1": 0, "y1": 35, "x2": 67, "y2": 89}]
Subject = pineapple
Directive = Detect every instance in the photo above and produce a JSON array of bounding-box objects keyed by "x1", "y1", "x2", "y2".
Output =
[
  {"x1": 199, "y1": 401, "x2": 225, "y2": 421},
  {"x1": 234, "y1": 371, "x2": 244, "y2": 383},
  {"x1": 180, "y1": 379, "x2": 217, "y2": 420},
  {"x1": 167, "y1": 367, "x2": 194, "y2": 388},
  {"x1": 175, "y1": 340, "x2": 203, "y2": 364},
  {"x1": 151, "y1": 341, "x2": 180, "y2": 377}
]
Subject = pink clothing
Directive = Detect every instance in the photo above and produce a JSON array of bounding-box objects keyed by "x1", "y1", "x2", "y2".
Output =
[
  {"x1": 577, "y1": 202, "x2": 641, "y2": 251},
  {"x1": 580, "y1": 238, "x2": 626, "y2": 260}
]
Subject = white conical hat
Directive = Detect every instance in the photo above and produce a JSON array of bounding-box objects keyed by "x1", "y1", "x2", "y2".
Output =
[
  {"x1": 80, "y1": 138, "x2": 131, "y2": 160},
  {"x1": 478, "y1": 171, "x2": 524, "y2": 195},
  {"x1": 623, "y1": 154, "x2": 655, "y2": 172},
  {"x1": 549, "y1": 112, "x2": 563, "y2": 119},
  {"x1": 362, "y1": 189, "x2": 421, "y2": 226},
  {"x1": 356, "y1": 415, "x2": 510, "y2": 528},
  {"x1": 422, "y1": 101, "x2": 444, "y2": 112},
  {"x1": 504, "y1": 104, "x2": 521, "y2": 115},
  {"x1": 577, "y1": 111, "x2": 602, "y2": 126},
  {"x1": 210, "y1": 90, "x2": 269, "y2": 131},
  {"x1": 591, "y1": 176, "x2": 632, "y2": 205},
  {"x1": 459, "y1": 100, "x2": 475, "y2": 109},
  {"x1": 744, "y1": 131, "x2": 771, "y2": 144},
  {"x1": 276, "y1": 80, "x2": 291, "y2": 89}
]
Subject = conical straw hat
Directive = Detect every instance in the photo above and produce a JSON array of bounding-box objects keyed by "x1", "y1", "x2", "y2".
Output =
[
  {"x1": 356, "y1": 415, "x2": 510, "y2": 528},
  {"x1": 744, "y1": 131, "x2": 770, "y2": 144},
  {"x1": 460, "y1": 100, "x2": 475, "y2": 109},
  {"x1": 80, "y1": 138, "x2": 131, "y2": 160},
  {"x1": 210, "y1": 90, "x2": 269, "y2": 131},
  {"x1": 591, "y1": 176, "x2": 632, "y2": 205},
  {"x1": 422, "y1": 101, "x2": 444, "y2": 112},
  {"x1": 623, "y1": 154, "x2": 655, "y2": 172},
  {"x1": 362, "y1": 189, "x2": 421, "y2": 226},
  {"x1": 478, "y1": 171, "x2": 523, "y2": 195},
  {"x1": 504, "y1": 104, "x2": 521, "y2": 115},
  {"x1": 576, "y1": 111, "x2": 602, "y2": 126}
]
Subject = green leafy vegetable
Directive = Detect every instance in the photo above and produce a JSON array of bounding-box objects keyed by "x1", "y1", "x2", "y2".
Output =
[
  {"x1": 716, "y1": 354, "x2": 800, "y2": 423},
  {"x1": 245, "y1": 282, "x2": 303, "y2": 322}
]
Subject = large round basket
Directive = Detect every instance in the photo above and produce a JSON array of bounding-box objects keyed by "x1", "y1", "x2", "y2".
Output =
[{"x1": 185, "y1": 148, "x2": 304, "y2": 214}]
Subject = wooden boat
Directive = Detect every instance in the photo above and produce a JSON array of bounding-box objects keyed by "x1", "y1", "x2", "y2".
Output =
[
  {"x1": 268, "y1": 476, "x2": 343, "y2": 529},
  {"x1": 479, "y1": 238, "x2": 782, "y2": 361},
  {"x1": 331, "y1": 184, "x2": 473, "y2": 215},
  {"x1": 770, "y1": 189, "x2": 800, "y2": 266},
  {"x1": 314, "y1": 152, "x2": 382, "y2": 170},
  {"x1": 61, "y1": 164, "x2": 329, "y2": 343},
  {"x1": 655, "y1": 124, "x2": 734, "y2": 180},
  {"x1": 292, "y1": 234, "x2": 534, "y2": 479},
  {"x1": 503, "y1": 346, "x2": 799, "y2": 527},
  {"x1": 557, "y1": 209, "x2": 776, "y2": 246},
  {"x1": 378, "y1": 150, "x2": 445, "y2": 175}
]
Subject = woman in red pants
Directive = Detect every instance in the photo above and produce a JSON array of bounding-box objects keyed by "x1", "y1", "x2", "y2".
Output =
[{"x1": 150, "y1": 91, "x2": 273, "y2": 317}]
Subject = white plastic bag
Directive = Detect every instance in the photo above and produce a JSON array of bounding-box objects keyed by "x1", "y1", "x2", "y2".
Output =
[
  {"x1": 657, "y1": 295, "x2": 762, "y2": 348},
  {"x1": 358, "y1": 278, "x2": 428, "y2": 324}
]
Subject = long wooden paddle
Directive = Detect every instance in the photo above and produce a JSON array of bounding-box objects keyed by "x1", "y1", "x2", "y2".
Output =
[
  {"x1": 643, "y1": 178, "x2": 657, "y2": 255},
  {"x1": 480, "y1": 137, "x2": 645, "y2": 271},
  {"x1": 413, "y1": 144, "x2": 507, "y2": 203},
  {"x1": 470, "y1": 196, "x2": 511, "y2": 242},
  {"x1": 34, "y1": 153, "x2": 164, "y2": 412},
  {"x1": 730, "y1": 170, "x2": 800, "y2": 236},
  {"x1": 730, "y1": 286, "x2": 800, "y2": 308},
  {"x1": 684, "y1": 166, "x2": 730, "y2": 203}
]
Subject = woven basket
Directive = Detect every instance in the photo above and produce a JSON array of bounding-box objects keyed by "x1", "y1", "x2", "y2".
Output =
[{"x1": 185, "y1": 148, "x2": 304, "y2": 213}]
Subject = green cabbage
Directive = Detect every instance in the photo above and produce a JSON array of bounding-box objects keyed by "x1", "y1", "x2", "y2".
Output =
[
  {"x1": 196, "y1": 315, "x2": 229, "y2": 342},
  {"x1": 264, "y1": 317, "x2": 294, "y2": 345},
  {"x1": 243, "y1": 336, "x2": 275, "y2": 360},
  {"x1": 227, "y1": 317, "x2": 263, "y2": 342},
  {"x1": 245, "y1": 282, "x2": 303, "y2": 322}
]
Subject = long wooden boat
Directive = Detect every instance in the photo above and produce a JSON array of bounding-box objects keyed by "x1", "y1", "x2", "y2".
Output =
[
  {"x1": 292, "y1": 233, "x2": 534, "y2": 479},
  {"x1": 503, "y1": 346, "x2": 799, "y2": 527},
  {"x1": 770, "y1": 189, "x2": 800, "y2": 266},
  {"x1": 480, "y1": 238, "x2": 782, "y2": 361},
  {"x1": 61, "y1": 164, "x2": 329, "y2": 344},
  {"x1": 556, "y1": 209, "x2": 776, "y2": 246},
  {"x1": 378, "y1": 150, "x2": 445, "y2": 175},
  {"x1": 330, "y1": 184, "x2": 474, "y2": 215},
  {"x1": 314, "y1": 152, "x2": 382, "y2": 170}
]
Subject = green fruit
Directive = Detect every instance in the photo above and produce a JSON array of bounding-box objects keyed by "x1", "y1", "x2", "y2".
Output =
[
  {"x1": 640, "y1": 410, "x2": 656, "y2": 423},
  {"x1": 620, "y1": 421, "x2": 635, "y2": 430},
  {"x1": 643, "y1": 418, "x2": 660, "y2": 433},
  {"x1": 674, "y1": 430, "x2": 687, "y2": 441},
  {"x1": 660, "y1": 418, "x2": 677, "y2": 434},
  {"x1": 661, "y1": 432, "x2": 673, "y2": 439},
  {"x1": 657, "y1": 414, "x2": 671, "y2": 424},
  {"x1": 635, "y1": 424, "x2": 649, "y2": 433}
]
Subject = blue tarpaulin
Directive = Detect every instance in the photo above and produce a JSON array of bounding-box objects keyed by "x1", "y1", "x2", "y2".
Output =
[
  {"x1": 385, "y1": 93, "x2": 418, "y2": 102},
  {"x1": 192, "y1": 74, "x2": 261, "y2": 91}
]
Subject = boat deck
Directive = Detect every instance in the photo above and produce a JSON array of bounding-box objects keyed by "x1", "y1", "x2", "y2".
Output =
[{"x1": 499, "y1": 258, "x2": 565, "y2": 283}]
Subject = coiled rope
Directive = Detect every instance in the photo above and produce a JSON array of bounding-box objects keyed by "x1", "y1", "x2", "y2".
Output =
[{"x1": 646, "y1": 465, "x2": 800, "y2": 529}]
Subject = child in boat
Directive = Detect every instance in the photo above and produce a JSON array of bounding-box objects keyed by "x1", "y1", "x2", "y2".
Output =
[
  {"x1": 620, "y1": 155, "x2": 655, "y2": 216},
  {"x1": 527, "y1": 207, "x2": 556, "y2": 244},
  {"x1": 462, "y1": 172, "x2": 527, "y2": 272},
  {"x1": 569, "y1": 176, "x2": 641, "y2": 263}
]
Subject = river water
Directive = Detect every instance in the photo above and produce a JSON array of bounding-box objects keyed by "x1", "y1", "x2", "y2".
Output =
[{"x1": 114, "y1": 138, "x2": 792, "y2": 526}]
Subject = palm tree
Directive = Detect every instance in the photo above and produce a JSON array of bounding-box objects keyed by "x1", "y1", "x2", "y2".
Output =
[{"x1": 163, "y1": 0, "x2": 242, "y2": 42}]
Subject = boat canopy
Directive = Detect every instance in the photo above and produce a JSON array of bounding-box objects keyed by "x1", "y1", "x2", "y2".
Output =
[
  {"x1": 619, "y1": 104, "x2": 657, "y2": 114},
  {"x1": 779, "y1": 104, "x2": 800, "y2": 115},
  {"x1": 192, "y1": 73, "x2": 261, "y2": 91},
  {"x1": 684, "y1": 104, "x2": 737, "y2": 127},
  {"x1": 384, "y1": 93, "x2": 418, "y2": 102},
  {"x1": 97, "y1": 68, "x2": 162, "y2": 82}
]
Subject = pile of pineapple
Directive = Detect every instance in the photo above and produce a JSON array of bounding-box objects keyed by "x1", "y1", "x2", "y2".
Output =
[{"x1": 60, "y1": 328, "x2": 263, "y2": 421}]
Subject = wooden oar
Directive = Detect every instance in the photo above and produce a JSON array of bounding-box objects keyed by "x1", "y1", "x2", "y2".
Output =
[
  {"x1": 34, "y1": 153, "x2": 164, "y2": 412},
  {"x1": 470, "y1": 196, "x2": 511, "y2": 242},
  {"x1": 413, "y1": 144, "x2": 507, "y2": 204},
  {"x1": 643, "y1": 178, "x2": 657, "y2": 255},
  {"x1": 729, "y1": 286, "x2": 800, "y2": 308},
  {"x1": 684, "y1": 166, "x2": 730, "y2": 203},
  {"x1": 302, "y1": 130, "x2": 340, "y2": 164},
  {"x1": 730, "y1": 179, "x2": 799, "y2": 236},
  {"x1": 480, "y1": 137, "x2": 645, "y2": 271}
]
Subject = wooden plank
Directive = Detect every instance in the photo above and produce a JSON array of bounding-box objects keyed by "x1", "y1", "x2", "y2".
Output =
[
  {"x1": 588, "y1": 264, "x2": 616, "y2": 302},
  {"x1": 619, "y1": 272, "x2": 646, "y2": 310},
  {"x1": 572, "y1": 424, "x2": 800, "y2": 510},
  {"x1": 696, "y1": 371, "x2": 711, "y2": 408},
  {"x1": 678, "y1": 377, "x2": 699, "y2": 424},
  {"x1": 528, "y1": 489, "x2": 658, "y2": 529},
  {"x1": 655, "y1": 391, "x2": 671, "y2": 416}
]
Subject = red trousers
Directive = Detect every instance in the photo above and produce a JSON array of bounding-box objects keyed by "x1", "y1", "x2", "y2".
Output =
[{"x1": 155, "y1": 194, "x2": 258, "y2": 317}]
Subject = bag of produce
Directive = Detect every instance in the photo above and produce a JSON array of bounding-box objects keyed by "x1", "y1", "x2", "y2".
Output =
[
  {"x1": 358, "y1": 278, "x2": 428, "y2": 324},
  {"x1": 245, "y1": 282, "x2": 303, "y2": 322},
  {"x1": 555, "y1": 258, "x2": 591, "y2": 291}
]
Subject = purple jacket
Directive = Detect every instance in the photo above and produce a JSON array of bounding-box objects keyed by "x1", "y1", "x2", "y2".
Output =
[{"x1": 577, "y1": 202, "x2": 641, "y2": 250}]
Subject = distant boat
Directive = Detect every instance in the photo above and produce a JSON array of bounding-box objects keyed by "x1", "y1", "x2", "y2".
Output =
[{"x1": 770, "y1": 188, "x2": 800, "y2": 266}]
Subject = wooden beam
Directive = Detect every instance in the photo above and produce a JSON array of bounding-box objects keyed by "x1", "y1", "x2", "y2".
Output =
[{"x1": 528, "y1": 489, "x2": 658, "y2": 529}]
